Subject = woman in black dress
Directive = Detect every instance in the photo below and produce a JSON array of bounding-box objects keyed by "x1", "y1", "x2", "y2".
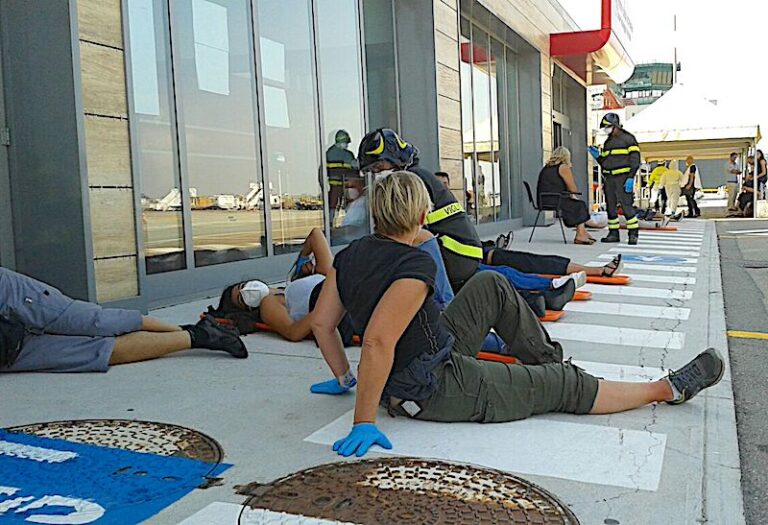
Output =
[{"x1": 537, "y1": 146, "x2": 594, "y2": 244}]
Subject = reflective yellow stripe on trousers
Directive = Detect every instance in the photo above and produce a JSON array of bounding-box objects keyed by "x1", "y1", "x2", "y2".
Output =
[
  {"x1": 426, "y1": 202, "x2": 465, "y2": 225},
  {"x1": 608, "y1": 218, "x2": 620, "y2": 230},
  {"x1": 626, "y1": 217, "x2": 639, "y2": 230},
  {"x1": 438, "y1": 235, "x2": 483, "y2": 259},
  {"x1": 605, "y1": 167, "x2": 632, "y2": 175}
]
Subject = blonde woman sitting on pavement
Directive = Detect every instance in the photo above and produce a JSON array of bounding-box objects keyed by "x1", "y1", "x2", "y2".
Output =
[{"x1": 309, "y1": 170, "x2": 725, "y2": 458}]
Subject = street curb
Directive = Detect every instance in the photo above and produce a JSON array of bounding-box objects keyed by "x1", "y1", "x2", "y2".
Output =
[{"x1": 703, "y1": 220, "x2": 746, "y2": 524}]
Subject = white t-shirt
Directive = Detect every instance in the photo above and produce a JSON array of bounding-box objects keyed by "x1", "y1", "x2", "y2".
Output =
[{"x1": 284, "y1": 273, "x2": 326, "y2": 321}]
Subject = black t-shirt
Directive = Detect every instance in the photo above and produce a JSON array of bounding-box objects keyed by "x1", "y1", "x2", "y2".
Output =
[{"x1": 333, "y1": 235, "x2": 450, "y2": 372}]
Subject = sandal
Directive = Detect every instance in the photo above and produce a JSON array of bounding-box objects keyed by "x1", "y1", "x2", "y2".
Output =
[
  {"x1": 602, "y1": 254, "x2": 623, "y2": 277},
  {"x1": 288, "y1": 254, "x2": 313, "y2": 281},
  {"x1": 574, "y1": 238, "x2": 595, "y2": 245}
]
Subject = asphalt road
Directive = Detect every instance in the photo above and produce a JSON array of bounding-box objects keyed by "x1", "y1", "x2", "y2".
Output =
[{"x1": 717, "y1": 219, "x2": 768, "y2": 525}]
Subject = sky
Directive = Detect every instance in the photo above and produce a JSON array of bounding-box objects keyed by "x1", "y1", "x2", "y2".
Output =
[{"x1": 628, "y1": 0, "x2": 767, "y2": 148}]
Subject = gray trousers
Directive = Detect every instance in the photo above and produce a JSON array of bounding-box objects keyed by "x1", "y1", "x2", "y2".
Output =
[
  {"x1": 0, "y1": 268, "x2": 143, "y2": 372},
  {"x1": 417, "y1": 272, "x2": 599, "y2": 423}
]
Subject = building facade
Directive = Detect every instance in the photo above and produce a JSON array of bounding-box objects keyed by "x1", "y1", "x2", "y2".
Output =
[{"x1": 0, "y1": 0, "x2": 632, "y2": 310}]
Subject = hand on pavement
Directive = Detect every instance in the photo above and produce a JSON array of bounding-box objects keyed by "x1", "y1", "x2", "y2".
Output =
[
  {"x1": 333, "y1": 423, "x2": 392, "y2": 457},
  {"x1": 310, "y1": 377, "x2": 356, "y2": 395}
]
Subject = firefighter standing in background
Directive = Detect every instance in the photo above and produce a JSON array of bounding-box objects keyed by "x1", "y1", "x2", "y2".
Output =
[
  {"x1": 597, "y1": 113, "x2": 641, "y2": 245},
  {"x1": 326, "y1": 129, "x2": 357, "y2": 226}
]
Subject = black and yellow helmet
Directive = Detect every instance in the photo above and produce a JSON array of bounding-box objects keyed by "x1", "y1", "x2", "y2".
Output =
[
  {"x1": 600, "y1": 112, "x2": 621, "y2": 129},
  {"x1": 357, "y1": 128, "x2": 417, "y2": 170}
]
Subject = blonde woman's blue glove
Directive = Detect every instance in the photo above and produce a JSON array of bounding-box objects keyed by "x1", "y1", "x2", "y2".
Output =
[{"x1": 333, "y1": 423, "x2": 392, "y2": 457}]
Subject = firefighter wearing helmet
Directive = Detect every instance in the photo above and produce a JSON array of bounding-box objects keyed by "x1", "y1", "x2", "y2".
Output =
[
  {"x1": 597, "y1": 112, "x2": 641, "y2": 245},
  {"x1": 358, "y1": 128, "x2": 482, "y2": 290}
]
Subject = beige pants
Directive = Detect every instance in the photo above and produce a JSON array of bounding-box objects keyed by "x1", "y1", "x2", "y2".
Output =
[
  {"x1": 727, "y1": 182, "x2": 739, "y2": 209},
  {"x1": 665, "y1": 186, "x2": 681, "y2": 214}
]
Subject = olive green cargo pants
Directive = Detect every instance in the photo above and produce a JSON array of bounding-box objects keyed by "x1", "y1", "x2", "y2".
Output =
[{"x1": 417, "y1": 271, "x2": 599, "y2": 423}]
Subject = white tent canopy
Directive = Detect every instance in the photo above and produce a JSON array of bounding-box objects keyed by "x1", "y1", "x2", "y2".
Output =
[{"x1": 624, "y1": 84, "x2": 761, "y2": 160}]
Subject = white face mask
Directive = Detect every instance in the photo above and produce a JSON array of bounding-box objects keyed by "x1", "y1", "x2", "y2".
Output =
[
  {"x1": 374, "y1": 169, "x2": 394, "y2": 180},
  {"x1": 345, "y1": 188, "x2": 360, "y2": 201},
  {"x1": 240, "y1": 280, "x2": 269, "y2": 308}
]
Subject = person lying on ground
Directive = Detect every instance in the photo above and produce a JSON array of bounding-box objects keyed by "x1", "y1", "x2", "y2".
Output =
[
  {"x1": 356, "y1": 128, "x2": 622, "y2": 290},
  {"x1": 0, "y1": 267, "x2": 246, "y2": 373},
  {"x1": 309, "y1": 171, "x2": 725, "y2": 458}
]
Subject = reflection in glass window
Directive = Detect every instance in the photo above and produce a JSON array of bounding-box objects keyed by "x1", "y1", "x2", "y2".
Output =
[
  {"x1": 317, "y1": 0, "x2": 367, "y2": 246},
  {"x1": 459, "y1": 19, "x2": 521, "y2": 222},
  {"x1": 256, "y1": 0, "x2": 323, "y2": 254},
  {"x1": 362, "y1": 0, "x2": 398, "y2": 131},
  {"x1": 171, "y1": 0, "x2": 266, "y2": 267},
  {"x1": 471, "y1": 27, "x2": 493, "y2": 223},
  {"x1": 126, "y1": 0, "x2": 186, "y2": 274},
  {"x1": 459, "y1": 17, "x2": 476, "y2": 220}
]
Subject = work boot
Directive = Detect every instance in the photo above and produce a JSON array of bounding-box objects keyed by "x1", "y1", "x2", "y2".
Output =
[
  {"x1": 542, "y1": 279, "x2": 576, "y2": 311},
  {"x1": 601, "y1": 229, "x2": 620, "y2": 243},
  {"x1": 628, "y1": 229, "x2": 639, "y2": 245},
  {"x1": 666, "y1": 348, "x2": 724, "y2": 405},
  {"x1": 520, "y1": 293, "x2": 547, "y2": 318},
  {"x1": 182, "y1": 315, "x2": 248, "y2": 358}
]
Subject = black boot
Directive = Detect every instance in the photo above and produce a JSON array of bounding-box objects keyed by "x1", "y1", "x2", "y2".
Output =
[
  {"x1": 520, "y1": 292, "x2": 547, "y2": 317},
  {"x1": 542, "y1": 279, "x2": 576, "y2": 311},
  {"x1": 628, "y1": 229, "x2": 639, "y2": 245},
  {"x1": 182, "y1": 315, "x2": 248, "y2": 358},
  {"x1": 601, "y1": 229, "x2": 620, "y2": 243}
]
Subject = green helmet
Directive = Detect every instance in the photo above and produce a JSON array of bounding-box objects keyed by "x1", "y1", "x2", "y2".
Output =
[{"x1": 335, "y1": 129, "x2": 351, "y2": 144}]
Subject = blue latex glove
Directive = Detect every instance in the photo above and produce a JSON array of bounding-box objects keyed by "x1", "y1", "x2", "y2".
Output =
[
  {"x1": 624, "y1": 177, "x2": 634, "y2": 193},
  {"x1": 588, "y1": 146, "x2": 600, "y2": 160},
  {"x1": 333, "y1": 423, "x2": 392, "y2": 457},
  {"x1": 310, "y1": 377, "x2": 356, "y2": 395}
]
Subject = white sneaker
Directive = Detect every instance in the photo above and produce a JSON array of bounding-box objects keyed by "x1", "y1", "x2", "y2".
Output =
[
  {"x1": 569, "y1": 271, "x2": 587, "y2": 288},
  {"x1": 551, "y1": 275, "x2": 571, "y2": 289}
]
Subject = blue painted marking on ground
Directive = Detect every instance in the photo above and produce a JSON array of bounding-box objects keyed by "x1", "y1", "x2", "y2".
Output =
[
  {"x1": 0, "y1": 429, "x2": 230, "y2": 524},
  {"x1": 622, "y1": 254, "x2": 692, "y2": 265}
]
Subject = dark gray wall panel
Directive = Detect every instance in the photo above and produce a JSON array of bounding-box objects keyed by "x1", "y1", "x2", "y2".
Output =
[{"x1": 1, "y1": 0, "x2": 93, "y2": 299}]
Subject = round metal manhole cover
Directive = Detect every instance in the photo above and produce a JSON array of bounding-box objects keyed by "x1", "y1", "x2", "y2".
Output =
[
  {"x1": 239, "y1": 457, "x2": 579, "y2": 524},
  {"x1": 6, "y1": 419, "x2": 223, "y2": 465}
]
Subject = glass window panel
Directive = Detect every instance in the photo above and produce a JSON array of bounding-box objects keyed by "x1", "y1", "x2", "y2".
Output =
[
  {"x1": 491, "y1": 38, "x2": 509, "y2": 221},
  {"x1": 362, "y1": 0, "x2": 398, "y2": 131},
  {"x1": 317, "y1": 0, "x2": 367, "y2": 246},
  {"x1": 170, "y1": 0, "x2": 266, "y2": 267},
  {"x1": 126, "y1": 0, "x2": 186, "y2": 274},
  {"x1": 505, "y1": 49, "x2": 522, "y2": 218},
  {"x1": 256, "y1": 0, "x2": 323, "y2": 254},
  {"x1": 459, "y1": 17, "x2": 476, "y2": 220},
  {"x1": 471, "y1": 26, "x2": 493, "y2": 224}
]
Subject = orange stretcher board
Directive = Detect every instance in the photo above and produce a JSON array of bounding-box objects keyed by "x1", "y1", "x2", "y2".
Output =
[
  {"x1": 540, "y1": 274, "x2": 632, "y2": 285},
  {"x1": 476, "y1": 352, "x2": 517, "y2": 364},
  {"x1": 574, "y1": 290, "x2": 592, "y2": 301}
]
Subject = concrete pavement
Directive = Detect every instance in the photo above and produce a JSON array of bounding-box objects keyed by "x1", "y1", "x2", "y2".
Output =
[{"x1": 0, "y1": 219, "x2": 744, "y2": 524}]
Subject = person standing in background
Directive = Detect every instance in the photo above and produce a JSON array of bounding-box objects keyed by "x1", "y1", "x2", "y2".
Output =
[
  {"x1": 726, "y1": 152, "x2": 741, "y2": 211},
  {"x1": 596, "y1": 113, "x2": 642, "y2": 245},
  {"x1": 648, "y1": 161, "x2": 668, "y2": 214},
  {"x1": 682, "y1": 156, "x2": 701, "y2": 218},
  {"x1": 660, "y1": 161, "x2": 684, "y2": 218}
]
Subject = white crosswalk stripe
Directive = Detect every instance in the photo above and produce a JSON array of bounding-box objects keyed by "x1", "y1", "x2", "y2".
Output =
[
  {"x1": 587, "y1": 261, "x2": 698, "y2": 273},
  {"x1": 638, "y1": 233, "x2": 704, "y2": 240},
  {"x1": 598, "y1": 253, "x2": 699, "y2": 264},
  {"x1": 608, "y1": 247, "x2": 701, "y2": 257},
  {"x1": 565, "y1": 300, "x2": 690, "y2": 320},
  {"x1": 582, "y1": 283, "x2": 692, "y2": 300},
  {"x1": 623, "y1": 273, "x2": 696, "y2": 285},
  {"x1": 546, "y1": 322, "x2": 686, "y2": 349},
  {"x1": 635, "y1": 238, "x2": 703, "y2": 246}
]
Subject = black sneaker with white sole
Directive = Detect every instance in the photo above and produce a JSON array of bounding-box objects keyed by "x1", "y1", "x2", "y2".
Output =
[{"x1": 666, "y1": 348, "x2": 724, "y2": 405}]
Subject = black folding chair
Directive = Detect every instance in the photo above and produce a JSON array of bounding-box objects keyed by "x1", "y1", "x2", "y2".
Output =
[{"x1": 523, "y1": 181, "x2": 581, "y2": 244}]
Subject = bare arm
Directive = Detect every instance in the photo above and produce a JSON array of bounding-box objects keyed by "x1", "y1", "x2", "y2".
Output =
[
  {"x1": 558, "y1": 164, "x2": 580, "y2": 194},
  {"x1": 310, "y1": 269, "x2": 350, "y2": 377},
  {"x1": 353, "y1": 279, "x2": 428, "y2": 424},
  {"x1": 259, "y1": 295, "x2": 314, "y2": 342},
  {"x1": 301, "y1": 227, "x2": 334, "y2": 275}
]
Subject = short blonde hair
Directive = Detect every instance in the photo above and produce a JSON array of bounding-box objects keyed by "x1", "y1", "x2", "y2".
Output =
[
  {"x1": 371, "y1": 171, "x2": 432, "y2": 236},
  {"x1": 546, "y1": 146, "x2": 572, "y2": 167}
]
